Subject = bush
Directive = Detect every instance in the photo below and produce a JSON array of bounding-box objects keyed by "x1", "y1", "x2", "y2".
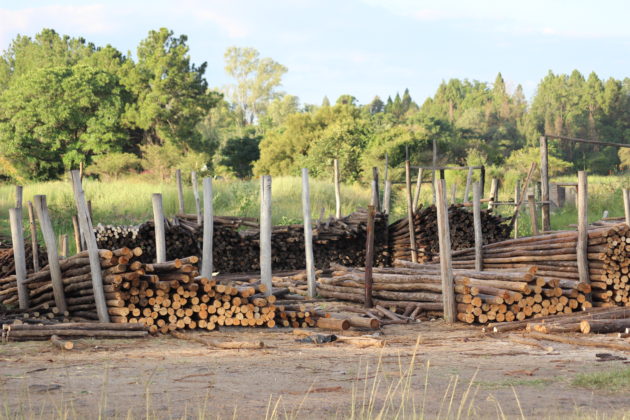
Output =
[
  {"x1": 140, "y1": 143, "x2": 182, "y2": 181},
  {"x1": 86, "y1": 152, "x2": 141, "y2": 180}
]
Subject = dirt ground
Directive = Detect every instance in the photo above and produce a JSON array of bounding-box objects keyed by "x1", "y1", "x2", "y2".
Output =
[{"x1": 1, "y1": 321, "x2": 629, "y2": 419}]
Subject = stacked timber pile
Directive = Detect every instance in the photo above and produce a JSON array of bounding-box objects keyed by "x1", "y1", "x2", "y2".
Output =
[
  {"x1": 317, "y1": 261, "x2": 591, "y2": 324},
  {"x1": 0, "y1": 245, "x2": 47, "y2": 277},
  {"x1": 446, "y1": 224, "x2": 630, "y2": 308},
  {"x1": 389, "y1": 205, "x2": 511, "y2": 263},
  {"x1": 2, "y1": 322, "x2": 149, "y2": 343}
]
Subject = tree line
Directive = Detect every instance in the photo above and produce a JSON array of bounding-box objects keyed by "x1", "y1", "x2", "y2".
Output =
[{"x1": 1, "y1": 28, "x2": 629, "y2": 183}]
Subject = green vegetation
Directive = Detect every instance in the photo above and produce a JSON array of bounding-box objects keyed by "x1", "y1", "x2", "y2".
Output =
[{"x1": 572, "y1": 368, "x2": 630, "y2": 392}]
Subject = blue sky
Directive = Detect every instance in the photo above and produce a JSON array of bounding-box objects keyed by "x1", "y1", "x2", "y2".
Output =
[{"x1": 1, "y1": 0, "x2": 629, "y2": 106}]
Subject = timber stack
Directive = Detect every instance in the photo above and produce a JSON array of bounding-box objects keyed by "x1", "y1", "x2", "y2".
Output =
[
  {"x1": 317, "y1": 261, "x2": 591, "y2": 324},
  {"x1": 389, "y1": 204, "x2": 511, "y2": 263},
  {"x1": 445, "y1": 223, "x2": 630, "y2": 308},
  {"x1": 0, "y1": 245, "x2": 47, "y2": 277}
]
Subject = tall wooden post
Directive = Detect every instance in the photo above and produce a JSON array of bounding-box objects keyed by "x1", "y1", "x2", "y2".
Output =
[
  {"x1": 72, "y1": 215, "x2": 82, "y2": 254},
  {"x1": 473, "y1": 182, "x2": 483, "y2": 272},
  {"x1": 528, "y1": 195, "x2": 539, "y2": 235},
  {"x1": 59, "y1": 234, "x2": 68, "y2": 259},
  {"x1": 480, "y1": 166, "x2": 486, "y2": 197},
  {"x1": 26, "y1": 201, "x2": 40, "y2": 271},
  {"x1": 383, "y1": 180, "x2": 392, "y2": 215},
  {"x1": 513, "y1": 181, "x2": 520, "y2": 239},
  {"x1": 577, "y1": 171, "x2": 590, "y2": 285},
  {"x1": 15, "y1": 186, "x2": 23, "y2": 208},
  {"x1": 333, "y1": 159, "x2": 341, "y2": 219},
  {"x1": 463, "y1": 167, "x2": 473, "y2": 203},
  {"x1": 176, "y1": 169, "x2": 185, "y2": 215},
  {"x1": 9, "y1": 208, "x2": 29, "y2": 309},
  {"x1": 405, "y1": 160, "x2": 418, "y2": 263},
  {"x1": 436, "y1": 179, "x2": 456, "y2": 323},
  {"x1": 623, "y1": 189, "x2": 630, "y2": 227},
  {"x1": 33, "y1": 195, "x2": 67, "y2": 313},
  {"x1": 488, "y1": 179, "x2": 499, "y2": 211},
  {"x1": 201, "y1": 178, "x2": 214, "y2": 279},
  {"x1": 364, "y1": 205, "x2": 375, "y2": 308},
  {"x1": 540, "y1": 136, "x2": 551, "y2": 231},
  {"x1": 412, "y1": 168, "x2": 423, "y2": 210},
  {"x1": 302, "y1": 169, "x2": 316, "y2": 298},
  {"x1": 152, "y1": 193, "x2": 167, "y2": 263},
  {"x1": 450, "y1": 183, "x2": 457, "y2": 205},
  {"x1": 260, "y1": 175, "x2": 272, "y2": 296},
  {"x1": 70, "y1": 171, "x2": 109, "y2": 322},
  {"x1": 371, "y1": 167, "x2": 380, "y2": 212},
  {"x1": 191, "y1": 171, "x2": 202, "y2": 225}
]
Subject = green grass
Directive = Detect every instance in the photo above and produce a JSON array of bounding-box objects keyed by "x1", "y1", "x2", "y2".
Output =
[
  {"x1": 572, "y1": 368, "x2": 630, "y2": 392},
  {"x1": 475, "y1": 377, "x2": 556, "y2": 390}
]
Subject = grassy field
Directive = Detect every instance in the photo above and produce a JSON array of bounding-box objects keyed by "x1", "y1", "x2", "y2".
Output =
[{"x1": 0, "y1": 173, "x2": 627, "y2": 254}]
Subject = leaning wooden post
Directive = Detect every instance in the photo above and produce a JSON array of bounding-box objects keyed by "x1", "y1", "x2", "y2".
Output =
[
  {"x1": 333, "y1": 159, "x2": 341, "y2": 218},
  {"x1": 260, "y1": 175, "x2": 273, "y2": 296},
  {"x1": 15, "y1": 186, "x2": 23, "y2": 208},
  {"x1": 71, "y1": 215, "x2": 82, "y2": 254},
  {"x1": 412, "y1": 168, "x2": 423, "y2": 210},
  {"x1": 463, "y1": 167, "x2": 473, "y2": 203},
  {"x1": 623, "y1": 189, "x2": 630, "y2": 227},
  {"x1": 33, "y1": 195, "x2": 67, "y2": 313},
  {"x1": 540, "y1": 136, "x2": 551, "y2": 231},
  {"x1": 435, "y1": 179, "x2": 456, "y2": 323},
  {"x1": 26, "y1": 201, "x2": 40, "y2": 271},
  {"x1": 405, "y1": 160, "x2": 418, "y2": 263},
  {"x1": 383, "y1": 180, "x2": 392, "y2": 215},
  {"x1": 191, "y1": 171, "x2": 202, "y2": 225},
  {"x1": 577, "y1": 171, "x2": 590, "y2": 286},
  {"x1": 176, "y1": 169, "x2": 185, "y2": 215},
  {"x1": 9, "y1": 207, "x2": 29, "y2": 309},
  {"x1": 472, "y1": 182, "x2": 483, "y2": 272},
  {"x1": 200, "y1": 177, "x2": 214, "y2": 279},
  {"x1": 302, "y1": 169, "x2": 316, "y2": 298},
  {"x1": 364, "y1": 205, "x2": 376, "y2": 308},
  {"x1": 527, "y1": 195, "x2": 539, "y2": 235},
  {"x1": 152, "y1": 194, "x2": 167, "y2": 263},
  {"x1": 70, "y1": 171, "x2": 109, "y2": 322}
]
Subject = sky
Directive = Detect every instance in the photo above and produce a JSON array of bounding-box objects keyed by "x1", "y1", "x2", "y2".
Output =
[{"x1": 1, "y1": 0, "x2": 629, "y2": 106}]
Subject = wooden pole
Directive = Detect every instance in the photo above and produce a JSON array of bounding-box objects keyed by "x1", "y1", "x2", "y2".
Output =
[
  {"x1": 152, "y1": 193, "x2": 167, "y2": 263},
  {"x1": 405, "y1": 160, "x2": 418, "y2": 263},
  {"x1": 463, "y1": 167, "x2": 473, "y2": 203},
  {"x1": 371, "y1": 167, "x2": 380, "y2": 212},
  {"x1": 333, "y1": 159, "x2": 341, "y2": 219},
  {"x1": 191, "y1": 171, "x2": 202, "y2": 225},
  {"x1": 540, "y1": 136, "x2": 551, "y2": 231},
  {"x1": 383, "y1": 153, "x2": 389, "y2": 184},
  {"x1": 9, "y1": 207, "x2": 29, "y2": 309},
  {"x1": 176, "y1": 169, "x2": 185, "y2": 215},
  {"x1": 412, "y1": 168, "x2": 423, "y2": 210},
  {"x1": 472, "y1": 182, "x2": 483, "y2": 272},
  {"x1": 33, "y1": 195, "x2": 67, "y2": 313},
  {"x1": 201, "y1": 177, "x2": 214, "y2": 279},
  {"x1": 577, "y1": 171, "x2": 590, "y2": 285},
  {"x1": 383, "y1": 180, "x2": 392, "y2": 215},
  {"x1": 302, "y1": 168, "x2": 316, "y2": 298},
  {"x1": 488, "y1": 179, "x2": 499, "y2": 210},
  {"x1": 71, "y1": 215, "x2": 82, "y2": 254},
  {"x1": 450, "y1": 183, "x2": 457, "y2": 205},
  {"x1": 26, "y1": 201, "x2": 40, "y2": 271},
  {"x1": 70, "y1": 171, "x2": 109, "y2": 322},
  {"x1": 364, "y1": 205, "x2": 375, "y2": 308},
  {"x1": 623, "y1": 189, "x2": 630, "y2": 227},
  {"x1": 60, "y1": 234, "x2": 68, "y2": 259},
  {"x1": 527, "y1": 195, "x2": 539, "y2": 235},
  {"x1": 514, "y1": 181, "x2": 520, "y2": 239},
  {"x1": 435, "y1": 179, "x2": 456, "y2": 323},
  {"x1": 15, "y1": 185, "x2": 22, "y2": 209},
  {"x1": 260, "y1": 175, "x2": 272, "y2": 296},
  {"x1": 480, "y1": 165, "x2": 486, "y2": 197}
]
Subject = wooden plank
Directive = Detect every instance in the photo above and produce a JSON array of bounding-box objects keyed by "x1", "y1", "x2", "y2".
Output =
[
  {"x1": 200, "y1": 177, "x2": 214, "y2": 279},
  {"x1": 436, "y1": 179, "x2": 455, "y2": 323},
  {"x1": 333, "y1": 159, "x2": 341, "y2": 218},
  {"x1": 33, "y1": 195, "x2": 67, "y2": 313},
  {"x1": 26, "y1": 201, "x2": 40, "y2": 271},
  {"x1": 405, "y1": 160, "x2": 418, "y2": 263},
  {"x1": 540, "y1": 135, "x2": 551, "y2": 231},
  {"x1": 191, "y1": 171, "x2": 202, "y2": 225},
  {"x1": 364, "y1": 205, "x2": 375, "y2": 308},
  {"x1": 260, "y1": 175, "x2": 272, "y2": 296},
  {"x1": 577, "y1": 171, "x2": 590, "y2": 285},
  {"x1": 176, "y1": 169, "x2": 185, "y2": 215},
  {"x1": 9, "y1": 207, "x2": 29, "y2": 309},
  {"x1": 546, "y1": 133, "x2": 630, "y2": 149},
  {"x1": 70, "y1": 171, "x2": 109, "y2": 322},
  {"x1": 302, "y1": 168, "x2": 316, "y2": 298},
  {"x1": 472, "y1": 182, "x2": 483, "y2": 272},
  {"x1": 151, "y1": 193, "x2": 167, "y2": 263}
]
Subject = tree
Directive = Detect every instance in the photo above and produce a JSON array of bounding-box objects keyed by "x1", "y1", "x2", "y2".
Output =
[
  {"x1": 368, "y1": 96, "x2": 384, "y2": 114},
  {"x1": 220, "y1": 130, "x2": 261, "y2": 178},
  {"x1": 224, "y1": 46, "x2": 287, "y2": 125}
]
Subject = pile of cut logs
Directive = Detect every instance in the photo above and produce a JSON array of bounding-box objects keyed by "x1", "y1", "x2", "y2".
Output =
[
  {"x1": 317, "y1": 261, "x2": 591, "y2": 324},
  {"x1": 0, "y1": 245, "x2": 47, "y2": 277},
  {"x1": 446, "y1": 223, "x2": 630, "y2": 308},
  {"x1": 389, "y1": 204, "x2": 511, "y2": 263}
]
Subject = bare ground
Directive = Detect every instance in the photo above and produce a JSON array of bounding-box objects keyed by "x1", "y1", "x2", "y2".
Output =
[{"x1": 1, "y1": 321, "x2": 629, "y2": 419}]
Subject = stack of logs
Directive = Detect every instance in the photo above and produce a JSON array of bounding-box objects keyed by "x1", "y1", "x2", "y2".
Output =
[
  {"x1": 389, "y1": 204, "x2": 512, "y2": 263},
  {"x1": 0, "y1": 245, "x2": 47, "y2": 277},
  {"x1": 316, "y1": 261, "x2": 591, "y2": 324},
  {"x1": 447, "y1": 224, "x2": 630, "y2": 308}
]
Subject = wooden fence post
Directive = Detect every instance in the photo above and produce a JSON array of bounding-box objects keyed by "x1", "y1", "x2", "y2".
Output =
[
  {"x1": 302, "y1": 168, "x2": 316, "y2": 298},
  {"x1": 191, "y1": 171, "x2": 202, "y2": 225},
  {"x1": 152, "y1": 193, "x2": 167, "y2": 263},
  {"x1": 26, "y1": 201, "x2": 40, "y2": 271},
  {"x1": 371, "y1": 167, "x2": 380, "y2": 212},
  {"x1": 260, "y1": 175, "x2": 273, "y2": 296},
  {"x1": 9, "y1": 207, "x2": 29, "y2": 309},
  {"x1": 364, "y1": 205, "x2": 375, "y2": 308},
  {"x1": 70, "y1": 171, "x2": 109, "y2": 322},
  {"x1": 15, "y1": 186, "x2": 22, "y2": 208},
  {"x1": 176, "y1": 169, "x2": 185, "y2": 215},
  {"x1": 488, "y1": 179, "x2": 499, "y2": 210},
  {"x1": 540, "y1": 136, "x2": 551, "y2": 231},
  {"x1": 33, "y1": 195, "x2": 67, "y2": 313},
  {"x1": 383, "y1": 180, "x2": 392, "y2": 215},
  {"x1": 473, "y1": 182, "x2": 483, "y2": 272},
  {"x1": 577, "y1": 171, "x2": 590, "y2": 286},
  {"x1": 201, "y1": 177, "x2": 214, "y2": 279},
  {"x1": 528, "y1": 195, "x2": 539, "y2": 235},
  {"x1": 450, "y1": 183, "x2": 457, "y2": 205},
  {"x1": 333, "y1": 159, "x2": 341, "y2": 219},
  {"x1": 72, "y1": 215, "x2": 82, "y2": 254},
  {"x1": 624, "y1": 189, "x2": 630, "y2": 227},
  {"x1": 463, "y1": 167, "x2": 473, "y2": 203},
  {"x1": 60, "y1": 234, "x2": 68, "y2": 259},
  {"x1": 405, "y1": 160, "x2": 418, "y2": 263},
  {"x1": 480, "y1": 165, "x2": 486, "y2": 197},
  {"x1": 513, "y1": 181, "x2": 520, "y2": 239},
  {"x1": 412, "y1": 168, "x2": 423, "y2": 210},
  {"x1": 436, "y1": 179, "x2": 456, "y2": 323}
]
